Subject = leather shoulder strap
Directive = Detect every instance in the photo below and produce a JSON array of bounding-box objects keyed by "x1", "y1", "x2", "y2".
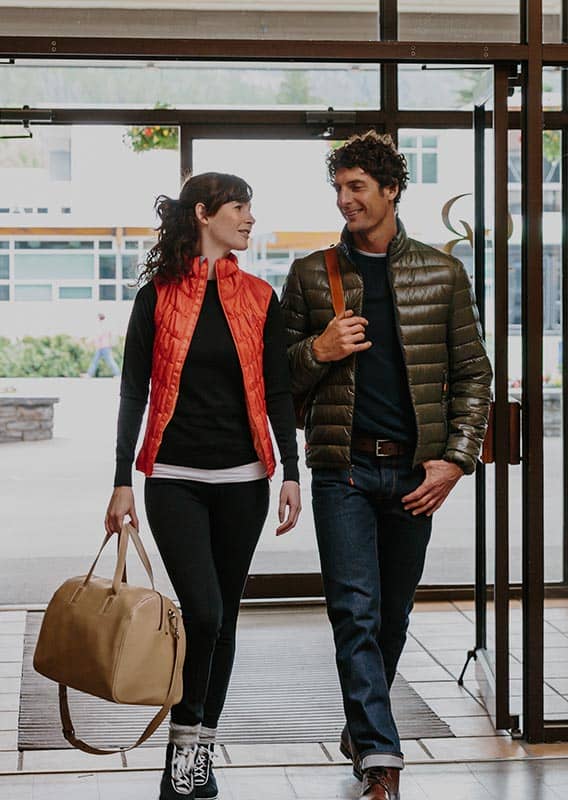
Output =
[
  {"x1": 324, "y1": 247, "x2": 345, "y2": 317},
  {"x1": 58, "y1": 606, "x2": 183, "y2": 755}
]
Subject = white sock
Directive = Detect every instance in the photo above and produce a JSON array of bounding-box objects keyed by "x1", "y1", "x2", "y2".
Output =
[
  {"x1": 199, "y1": 726, "x2": 217, "y2": 745},
  {"x1": 169, "y1": 722, "x2": 200, "y2": 748}
]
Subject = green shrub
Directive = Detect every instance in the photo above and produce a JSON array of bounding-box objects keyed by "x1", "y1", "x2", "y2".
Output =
[{"x1": 0, "y1": 335, "x2": 124, "y2": 378}]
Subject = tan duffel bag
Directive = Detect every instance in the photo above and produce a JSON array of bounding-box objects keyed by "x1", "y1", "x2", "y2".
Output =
[{"x1": 33, "y1": 522, "x2": 185, "y2": 755}]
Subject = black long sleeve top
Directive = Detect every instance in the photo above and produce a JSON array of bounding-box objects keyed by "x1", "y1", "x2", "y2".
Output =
[
  {"x1": 351, "y1": 250, "x2": 417, "y2": 445},
  {"x1": 114, "y1": 279, "x2": 299, "y2": 486}
]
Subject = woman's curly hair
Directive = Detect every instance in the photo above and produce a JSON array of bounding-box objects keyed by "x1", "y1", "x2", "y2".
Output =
[
  {"x1": 138, "y1": 172, "x2": 253, "y2": 285},
  {"x1": 326, "y1": 130, "x2": 409, "y2": 205}
]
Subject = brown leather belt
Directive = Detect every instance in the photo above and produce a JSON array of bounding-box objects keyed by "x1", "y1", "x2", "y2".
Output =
[{"x1": 351, "y1": 436, "x2": 407, "y2": 458}]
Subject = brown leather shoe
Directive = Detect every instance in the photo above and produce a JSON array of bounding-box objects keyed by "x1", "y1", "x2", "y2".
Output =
[
  {"x1": 339, "y1": 724, "x2": 363, "y2": 780},
  {"x1": 360, "y1": 766, "x2": 400, "y2": 800}
]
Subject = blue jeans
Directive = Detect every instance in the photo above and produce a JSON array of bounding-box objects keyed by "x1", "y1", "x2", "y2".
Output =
[
  {"x1": 312, "y1": 452, "x2": 432, "y2": 770},
  {"x1": 87, "y1": 346, "x2": 120, "y2": 377}
]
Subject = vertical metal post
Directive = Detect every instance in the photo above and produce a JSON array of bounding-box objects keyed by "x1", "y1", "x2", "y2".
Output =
[
  {"x1": 493, "y1": 64, "x2": 512, "y2": 730},
  {"x1": 474, "y1": 103, "x2": 488, "y2": 653},
  {"x1": 521, "y1": 0, "x2": 544, "y2": 742},
  {"x1": 380, "y1": 0, "x2": 398, "y2": 142},
  {"x1": 561, "y1": 0, "x2": 568, "y2": 591},
  {"x1": 180, "y1": 125, "x2": 193, "y2": 181},
  {"x1": 379, "y1": 0, "x2": 398, "y2": 39}
]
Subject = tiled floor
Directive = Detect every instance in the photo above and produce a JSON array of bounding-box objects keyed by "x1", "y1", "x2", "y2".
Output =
[
  {"x1": 2, "y1": 601, "x2": 568, "y2": 798},
  {"x1": 2, "y1": 760, "x2": 568, "y2": 799}
]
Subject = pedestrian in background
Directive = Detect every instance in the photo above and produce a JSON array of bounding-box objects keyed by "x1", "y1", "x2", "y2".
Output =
[{"x1": 86, "y1": 312, "x2": 120, "y2": 377}]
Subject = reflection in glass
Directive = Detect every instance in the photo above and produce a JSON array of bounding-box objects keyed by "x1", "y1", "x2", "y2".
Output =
[
  {"x1": 542, "y1": 131, "x2": 563, "y2": 586},
  {"x1": 544, "y1": 1, "x2": 562, "y2": 42},
  {"x1": 399, "y1": 65, "x2": 491, "y2": 110},
  {"x1": 543, "y1": 67, "x2": 562, "y2": 111},
  {"x1": 0, "y1": 60, "x2": 380, "y2": 110}
]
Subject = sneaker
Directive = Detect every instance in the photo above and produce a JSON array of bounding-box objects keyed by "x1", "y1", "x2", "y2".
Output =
[
  {"x1": 159, "y1": 742, "x2": 197, "y2": 799},
  {"x1": 194, "y1": 743, "x2": 218, "y2": 800}
]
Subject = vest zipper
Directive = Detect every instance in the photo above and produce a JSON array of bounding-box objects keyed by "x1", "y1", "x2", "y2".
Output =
[{"x1": 216, "y1": 266, "x2": 272, "y2": 479}]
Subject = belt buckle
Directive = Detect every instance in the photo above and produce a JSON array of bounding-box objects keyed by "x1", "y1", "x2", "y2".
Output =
[{"x1": 375, "y1": 439, "x2": 390, "y2": 457}]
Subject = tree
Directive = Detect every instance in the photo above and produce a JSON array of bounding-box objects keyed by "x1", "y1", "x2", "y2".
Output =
[{"x1": 276, "y1": 72, "x2": 321, "y2": 105}]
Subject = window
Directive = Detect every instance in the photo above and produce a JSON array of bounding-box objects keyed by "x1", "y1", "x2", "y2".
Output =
[
  {"x1": 14, "y1": 254, "x2": 94, "y2": 280},
  {"x1": 121, "y1": 255, "x2": 140, "y2": 280},
  {"x1": 49, "y1": 149, "x2": 71, "y2": 182},
  {"x1": 15, "y1": 284, "x2": 52, "y2": 301},
  {"x1": 399, "y1": 134, "x2": 438, "y2": 184},
  {"x1": 0, "y1": 286, "x2": 9, "y2": 301},
  {"x1": 0, "y1": 255, "x2": 9, "y2": 280},
  {"x1": 122, "y1": 285, "x2": 138, "y2": 301},
  {"x1": 99, "y1": 255, "x2": 116, "y2": 280},
  {"x1": 59, "y1": 287, "x2": 93, "y2": 300},
  {"x1": 15, "y1": 241, "x2": 92, "y2": 250},
  {"x1": 99, "y1": 285, "x2": 116, "y2": 301}
]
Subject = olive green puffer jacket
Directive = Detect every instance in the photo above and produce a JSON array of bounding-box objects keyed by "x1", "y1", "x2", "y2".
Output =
[{"x1": 280, "y1": 220, "x2": 493, "y2": 475}]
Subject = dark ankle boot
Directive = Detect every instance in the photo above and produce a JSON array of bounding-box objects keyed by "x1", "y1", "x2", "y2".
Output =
[{"x1": 339, "y1": 723, "x2": 363, "y2": 780}]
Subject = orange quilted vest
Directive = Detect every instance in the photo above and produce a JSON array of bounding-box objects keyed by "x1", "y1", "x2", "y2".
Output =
[{"x1": 136, "y1": 254, "x2": 276, "y2": 478}]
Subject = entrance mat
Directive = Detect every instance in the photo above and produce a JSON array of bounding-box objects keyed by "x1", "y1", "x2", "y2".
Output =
[{"x1": 19, "y1": 608, "x2": 452, "y2": 749}]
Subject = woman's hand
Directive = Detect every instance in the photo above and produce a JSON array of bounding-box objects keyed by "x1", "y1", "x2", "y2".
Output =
[
  {"x1": 276, "y1": 480, "x2": 301, "y2": 536},
  {"x1": 105, "y1": 486, "x2": 139, "y2": 535}
]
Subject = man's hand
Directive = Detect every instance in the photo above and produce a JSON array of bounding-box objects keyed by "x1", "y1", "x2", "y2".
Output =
[
  {"x1": 105, "y1": 486, "x2": 139, "y2": 535},
  {"x1": 276, "y1": 481, "x2": 301, "y2": 536},
  {"x1": 402, "y1": 460, "x2": 464, "y2": 517},
  {"x1": 312, "y1": 309, "x2": 372, "y2": 362}
]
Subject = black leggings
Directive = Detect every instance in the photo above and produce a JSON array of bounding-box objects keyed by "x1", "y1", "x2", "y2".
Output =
[{"x1": 144, "y1": 477, "x2": 269, "y2": 728}]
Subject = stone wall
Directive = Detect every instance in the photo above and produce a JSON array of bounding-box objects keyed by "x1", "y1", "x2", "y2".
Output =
[{"x1": 0, "y1": 398, "x2": 59, "y2": 443}]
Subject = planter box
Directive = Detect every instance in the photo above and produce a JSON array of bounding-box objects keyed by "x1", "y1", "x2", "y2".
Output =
[{"x1": 0, "y1": 397, "x2": 59, "y2": 442}]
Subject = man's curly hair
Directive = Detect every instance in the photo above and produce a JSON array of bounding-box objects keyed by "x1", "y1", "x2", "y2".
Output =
[{"x1": 326, "y1": 130, "x2": 409, "y2": 206}]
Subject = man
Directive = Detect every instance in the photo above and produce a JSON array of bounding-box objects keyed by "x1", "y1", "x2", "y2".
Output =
[{"x1": 280, "y1": 131, "x2": 492, "y2": 800}]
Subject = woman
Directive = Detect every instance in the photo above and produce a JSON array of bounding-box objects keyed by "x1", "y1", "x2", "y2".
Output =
[{"x1": 105, "y1": 172, "x2": 300, "y2": 800}]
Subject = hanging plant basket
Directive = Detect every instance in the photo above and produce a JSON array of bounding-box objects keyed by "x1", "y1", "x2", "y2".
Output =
[{"x1": 125, "y1": 124, "x2": 179, "y2": 153}]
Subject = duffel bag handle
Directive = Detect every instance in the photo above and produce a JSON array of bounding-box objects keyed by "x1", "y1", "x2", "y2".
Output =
[
  {"x1": 80, "y1": 523, "x2": 155, "y2": 595},
  {"x1": 58, "y1": 603, "x2": 183, "y2": 755}
]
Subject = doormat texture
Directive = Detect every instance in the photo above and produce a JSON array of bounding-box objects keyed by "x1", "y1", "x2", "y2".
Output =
[{"x1": 19, "y1": 608, "x2": 452, "y2": 749}]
